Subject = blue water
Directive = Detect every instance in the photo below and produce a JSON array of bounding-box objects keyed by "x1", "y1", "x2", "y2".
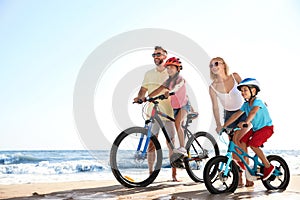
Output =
[{"x1": 0, "y1": 150, "x2": 299, "y2": 184}]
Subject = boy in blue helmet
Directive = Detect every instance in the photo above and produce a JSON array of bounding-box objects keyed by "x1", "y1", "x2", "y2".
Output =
[{"x1": 223, "y1": 78, "x2": 275, "y2": 181}]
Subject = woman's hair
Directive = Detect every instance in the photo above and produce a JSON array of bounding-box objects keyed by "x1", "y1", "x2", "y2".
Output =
[{"x1": 209, "y1": 57, "x2": 229, "y2": 80}]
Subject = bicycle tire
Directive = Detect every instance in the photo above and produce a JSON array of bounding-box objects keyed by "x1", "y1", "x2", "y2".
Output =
[
  {"x1": 203, "y1": 156, "x2": 239, "y2": 194},
  {"x1": 262, "y1": 155, "x2": 290, "y2": 190},
  {"x1": 184, "y1": 131, "x2": 219, "y2": 182},
  {"x1": 110, "y1": 127, "x2": 162, "y2": 187}
]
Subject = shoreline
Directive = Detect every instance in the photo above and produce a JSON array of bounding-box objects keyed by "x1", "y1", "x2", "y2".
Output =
[{"x1": 1, "y1": 175, "x2": 299, "y2": 199}]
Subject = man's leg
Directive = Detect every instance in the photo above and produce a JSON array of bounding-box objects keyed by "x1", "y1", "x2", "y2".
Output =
[
  {"x1": 147, "y1": 121, "x2": 160, "y2": 174},
  {"x1": 164, "y1": 120, "x2": 179, "y2": 181},
  {"x1": 147, "y1": 140, "x2": 156, "y2": 174}
]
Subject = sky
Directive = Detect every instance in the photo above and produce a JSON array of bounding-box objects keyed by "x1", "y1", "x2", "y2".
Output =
[{"x1": 1, "y1": 0, "x2": 300, "y2": 150}]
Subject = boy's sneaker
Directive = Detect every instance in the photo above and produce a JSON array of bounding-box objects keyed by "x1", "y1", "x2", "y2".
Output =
[
  {"x1": 263, "y1": 164, "x2": 275, "y2": 181},
  {"x1": 173, "y1": 147, "x2": 188, "y2": 157}
]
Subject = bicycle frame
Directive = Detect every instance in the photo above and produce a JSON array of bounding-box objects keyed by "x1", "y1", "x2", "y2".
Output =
[
  {"x1": 135, "y1": 101, "x2": 176, "y2": 159},
  {"x1": 221, "y1": 129, "x2": 282, "y2": 178},
  {"x1": 222, "y1": 140, "x2": 264, "y2": 177}
]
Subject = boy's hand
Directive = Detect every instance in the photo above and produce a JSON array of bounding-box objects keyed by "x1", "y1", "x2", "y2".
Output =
[{"x1": 238, "y1": 121, "x2": 248, "y2": 128}]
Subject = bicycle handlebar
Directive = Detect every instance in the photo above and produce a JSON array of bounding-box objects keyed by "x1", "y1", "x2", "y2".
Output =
[
  {"x1": 219, "y1": 123, "x2": 248, "y2": 135},
  {"x1": 133, "y1": 92, "x2": 175, "y2": 104}
]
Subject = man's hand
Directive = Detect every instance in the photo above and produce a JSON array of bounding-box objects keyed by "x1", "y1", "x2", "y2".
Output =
[{"x1": 133, "y1": 97, "x2": 145, "y2": 103}]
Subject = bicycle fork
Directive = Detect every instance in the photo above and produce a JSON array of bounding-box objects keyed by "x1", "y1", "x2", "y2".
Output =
[{"x1": 135, "y1": 120, "x2": 152, "y2": 160}]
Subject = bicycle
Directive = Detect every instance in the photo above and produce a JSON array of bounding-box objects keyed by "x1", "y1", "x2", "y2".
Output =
[
  {"x1": 110, "y1": 93, "x2": 219, "y2": 187},
  {"x1": 203, "y1": 125, "x2": 290, "y2": 194}
]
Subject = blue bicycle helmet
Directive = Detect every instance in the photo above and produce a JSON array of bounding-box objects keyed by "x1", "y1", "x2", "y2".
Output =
[
  {"x1": 237, "y1": 78, "x2": 260, "y2": 92},
  {"x1": 237, "y1": 78, "x2": 260, "y2": 100}
]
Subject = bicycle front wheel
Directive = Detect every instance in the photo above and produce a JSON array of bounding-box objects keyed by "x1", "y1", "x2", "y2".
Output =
[
  {"x1": 184, "y1": 131, "x2": 219, "y2": 182},
  {"x1": 203, "y1": 156, "x2": 239, "y2": 194},
  {"x1": 110, "y1": 127, "x2": 162, "y2": 187}
]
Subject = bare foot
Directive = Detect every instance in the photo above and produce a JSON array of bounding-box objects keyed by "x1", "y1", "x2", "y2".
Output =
[
  {"x1": 171, "y1": 177, "x2": 182, "y2": 182},
  {"x1": 245, "y1": 180, "x2": 254, "y2": 187}
]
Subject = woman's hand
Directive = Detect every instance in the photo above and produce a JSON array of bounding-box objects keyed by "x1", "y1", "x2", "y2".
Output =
[{"x1": 216, "y1": 125, "x2": 223, "y2": 133}]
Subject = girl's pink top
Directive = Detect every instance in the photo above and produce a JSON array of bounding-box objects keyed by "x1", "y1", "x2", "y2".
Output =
[{"x1": 163, "y1": 75, "x2": 188, "y2": 109}]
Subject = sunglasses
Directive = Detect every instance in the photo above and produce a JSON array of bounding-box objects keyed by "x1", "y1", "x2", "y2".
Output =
[
  {"x1": 152, "y1": 53, "x2": 163, "y2": 57},
  {"x1": 209, "y1": 61, "x2": 223, "y2": 68}
]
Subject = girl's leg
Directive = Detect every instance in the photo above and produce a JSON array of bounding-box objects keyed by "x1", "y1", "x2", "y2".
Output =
[{"x1": 174, "y1": 109, "x2": 188, "y2": 148}]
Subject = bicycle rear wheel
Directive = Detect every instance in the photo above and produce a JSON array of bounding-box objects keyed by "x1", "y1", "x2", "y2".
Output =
[
  {"x1": 110, "y1": 127, "x2": 162, "y2": 187},
  {"x1": 184, "y1": 131, "x2": 219, "y2": 182}
]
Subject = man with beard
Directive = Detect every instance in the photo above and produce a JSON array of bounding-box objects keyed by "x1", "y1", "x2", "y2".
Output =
[{"x1": 133, "y1": 46, "x2": 179, "y2": 181}]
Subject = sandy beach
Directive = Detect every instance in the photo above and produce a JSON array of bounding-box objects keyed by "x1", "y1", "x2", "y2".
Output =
[{"x1": 1, "y1": 174, "x2": 299, "y2": 200}]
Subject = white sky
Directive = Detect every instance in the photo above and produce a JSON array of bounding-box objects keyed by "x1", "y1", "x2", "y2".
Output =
[{"x1": 1, "y1": 0, "x2": 299, "y2": 150}]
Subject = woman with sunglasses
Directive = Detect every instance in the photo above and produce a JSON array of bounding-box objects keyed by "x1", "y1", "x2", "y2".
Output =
[{"x1": 209, "y1": 57, "x2": 254, "y2": 187}]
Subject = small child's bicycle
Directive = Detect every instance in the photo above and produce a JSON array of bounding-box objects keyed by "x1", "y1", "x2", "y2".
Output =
[
  {"x1": 110, "y1": 93, "x2": 219, "y2": 187},
  {"x1": 203, "y1": 126, "x2": 290, "y2": 194}
]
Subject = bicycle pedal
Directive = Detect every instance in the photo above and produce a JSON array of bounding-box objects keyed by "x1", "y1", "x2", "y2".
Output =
[
  {"x1": 256, "y1": 173, "x2": 263, "y2": 176},
  {"x1": 170, "y1": 154, "x2": 185, "y2": 169},
  {"x1": 171, "y1": 160, "x2": 185, "y2": 169}
]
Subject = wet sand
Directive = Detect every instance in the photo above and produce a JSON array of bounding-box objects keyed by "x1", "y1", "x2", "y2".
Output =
[{"x1": 1, "y1": 175, "x2": 299, "y2": 199}]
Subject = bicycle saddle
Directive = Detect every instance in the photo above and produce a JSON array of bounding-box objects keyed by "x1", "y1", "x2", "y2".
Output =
[{"x1": 187, "y1": 112, "x2": 199, "y2": 121}]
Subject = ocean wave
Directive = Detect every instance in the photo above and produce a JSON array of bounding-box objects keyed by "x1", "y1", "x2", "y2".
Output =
[
  {"x1": 0, "y1": 160, "x2": 105, "y2": 175},
  {"x1": 0, "y1": 153, "x2": 44, "y2": 165}
]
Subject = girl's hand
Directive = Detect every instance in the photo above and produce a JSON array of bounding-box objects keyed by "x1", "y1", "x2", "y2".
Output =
[{"x1": 164, "y1": 91, "x2": 170, "y2": 98}]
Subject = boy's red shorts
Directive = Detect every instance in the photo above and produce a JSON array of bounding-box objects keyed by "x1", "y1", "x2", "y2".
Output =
[{"x1": 240, "y1": 125, "x2": 274, "y2": 147}]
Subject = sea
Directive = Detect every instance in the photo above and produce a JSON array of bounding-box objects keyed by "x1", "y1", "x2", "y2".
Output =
[{"x1": 0, "y1": 150, "x2": 299, "y2": 185}]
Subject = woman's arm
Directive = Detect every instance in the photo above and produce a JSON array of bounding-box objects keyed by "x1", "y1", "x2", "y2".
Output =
[
  {"x1": 223, "y1": 110, "x2": 244, "y2": 127},
  {"x1": 209, "y1": 86, "x2": 222, "y2": 130},
  {"x1": 233, "y1": 72, "x2": 242, "y2": 83}
]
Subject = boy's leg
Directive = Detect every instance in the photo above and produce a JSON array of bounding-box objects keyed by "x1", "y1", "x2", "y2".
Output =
[
  {"x1": 250, "y1": 146, "x2": 274, "y2": 180},
  {"x1": 248, "y1": 126, "x2": 274, "y2": 180},
  {"x1": 250, "y1": 146, "x2": 270, "y2": 168}
]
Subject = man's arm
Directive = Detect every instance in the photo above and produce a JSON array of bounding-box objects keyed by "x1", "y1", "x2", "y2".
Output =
[{"x1": 134, "y1": 87, "x2": 147, "y2": 102}]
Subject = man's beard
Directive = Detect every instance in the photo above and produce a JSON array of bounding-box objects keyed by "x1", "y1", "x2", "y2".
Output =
[{"x1": 154, "y1": 58, "x2": 163, "y2": 66}]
